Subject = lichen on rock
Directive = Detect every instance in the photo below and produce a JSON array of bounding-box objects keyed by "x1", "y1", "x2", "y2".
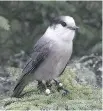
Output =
[{"x1": 1, "y1": 66, "x2": 102, "y2": 110}]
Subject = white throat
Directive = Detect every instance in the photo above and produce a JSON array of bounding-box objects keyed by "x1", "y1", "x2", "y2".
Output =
[{"x1": 44, "y1": 25, "x2": 75, "y2": 42}]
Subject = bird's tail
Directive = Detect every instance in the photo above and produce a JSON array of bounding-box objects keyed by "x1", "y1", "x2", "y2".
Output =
[{"x1": 12, "y1": 75, "x2": 28, "y2": 98}]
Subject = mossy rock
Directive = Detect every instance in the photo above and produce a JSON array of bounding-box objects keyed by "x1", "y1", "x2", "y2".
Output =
[{"x1": 1, "y1": 67, "x2": 102, "y2": 110}]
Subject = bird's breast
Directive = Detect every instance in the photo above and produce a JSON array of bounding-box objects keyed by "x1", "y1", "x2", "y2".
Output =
[{"x1": 33, "y1": 41, "x2": 73, "y2": 80}]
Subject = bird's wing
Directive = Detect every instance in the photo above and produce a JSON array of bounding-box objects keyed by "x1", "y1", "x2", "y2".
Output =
[
  {"x1": 12, "y1": 37, "x2": 54, "y2": 97},
  {"x1": 22, "y1": 37, "x2": 53, "y2": 75}
]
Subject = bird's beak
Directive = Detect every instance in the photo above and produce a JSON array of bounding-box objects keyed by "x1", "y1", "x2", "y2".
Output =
[
  {"x1": 67, "y1": 25, "x2": 79, "y2": 30},
  {"x1": 74, "y1": 26, "x2": 79, "y2": 30},
  {"x1": 75, "y1": 26, "x2": 79, "y2": 29}
]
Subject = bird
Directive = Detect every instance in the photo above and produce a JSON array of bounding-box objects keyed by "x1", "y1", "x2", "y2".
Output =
[{"x1": 12, "y1": 16, "x2": 79, "y2": 97}]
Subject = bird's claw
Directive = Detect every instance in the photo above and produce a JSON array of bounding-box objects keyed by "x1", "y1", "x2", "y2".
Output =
[{"x1": 62, "y1": 89, "x2": 69, "y2": 96}]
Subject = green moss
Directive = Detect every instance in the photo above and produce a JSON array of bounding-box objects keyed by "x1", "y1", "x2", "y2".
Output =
[{"x1": 2, "y1": 67, "x2": 102, "y2": 110}]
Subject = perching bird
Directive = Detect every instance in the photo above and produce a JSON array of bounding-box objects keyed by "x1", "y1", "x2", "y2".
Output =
[{"x1": 12, "y1": 16, "x2": 79, "y2": 97}]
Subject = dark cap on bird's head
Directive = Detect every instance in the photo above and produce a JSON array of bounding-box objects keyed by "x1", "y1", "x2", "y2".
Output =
[{"x1": 50, "y1": 16, "x2": 79, "y2": 30}]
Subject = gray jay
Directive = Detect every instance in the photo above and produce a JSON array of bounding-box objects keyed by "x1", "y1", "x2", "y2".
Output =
[{"x1": 12, "y1": 16, "x2": 79, "y2": 97}]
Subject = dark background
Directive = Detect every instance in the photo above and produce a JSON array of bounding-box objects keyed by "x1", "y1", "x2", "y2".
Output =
[{"x1": 0, "y1": 1, "x2": 102, "y2": 67}]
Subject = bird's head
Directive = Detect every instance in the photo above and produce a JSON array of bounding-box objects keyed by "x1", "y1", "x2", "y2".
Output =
[{"x1": 45, "y1": 16, "x2": 79, "y2": 42}]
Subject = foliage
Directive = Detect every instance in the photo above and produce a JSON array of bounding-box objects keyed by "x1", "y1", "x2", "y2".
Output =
[
  {"x1": 1, "y1": 67, "x2": 102, "y2": 110},
  {"x1": 0, "y1": 16, "x2": 10, "y2": 30},
  {"x1": 0, "y1": 1, "x2": 102, "y2": 65}
]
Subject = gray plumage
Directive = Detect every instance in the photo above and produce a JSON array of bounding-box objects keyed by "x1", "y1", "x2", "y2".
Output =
[{"x1": 12, "y1": 16, "x2": 78, "y2": 97}]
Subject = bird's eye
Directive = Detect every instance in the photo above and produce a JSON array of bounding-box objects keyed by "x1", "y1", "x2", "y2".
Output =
[{"x1": 61, "y1": 22, "x2": 67, "y2": 27}]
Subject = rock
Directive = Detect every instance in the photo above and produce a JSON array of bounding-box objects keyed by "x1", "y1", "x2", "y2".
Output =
[
  {"x1": 78, "y1": 54, "x2": 102, "y2": 87},
  {"x1": 0, "y1": 67, "x2": 102, "y2": 110},
  {"x1": 68, "y1": 62, "x2": 97, "y2": 87},
  {"x1": 90, "y1": 42, "x2": 102, "y2": 55},
  {"x1": 75, "y1": 63, "x2": 81, "y2": 69},
  {"x1": 0, "y1": 54, "x2": 102, "y2": 110},
  {"x1": 0, "y1": 67, "x2": 9, "y2": 77}
]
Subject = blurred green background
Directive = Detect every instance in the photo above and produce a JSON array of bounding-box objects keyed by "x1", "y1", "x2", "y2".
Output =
[{"x1": 0, "y1": 1, "x2": 102, "y2": 66}]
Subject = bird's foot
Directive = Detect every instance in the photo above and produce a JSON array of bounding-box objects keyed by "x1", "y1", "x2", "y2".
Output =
[
  {"x1": 57, "y1": 87, "x2": 70, "y2": 96},
  {"x1": 61, "y1": 89, "x2": 70, "y2": 96},
  {"x1": 46, "y1": 81, "x2": 52, "y2": 89},
  {"x1": 53, "y1": 79, "x2": 70, "y2": 96},
  {"x1": 37, "y1": 80, "x2": 51, "y2": 95},
  {"x1": 37, "y1": 81, "x2": 45, "y2": 92}
]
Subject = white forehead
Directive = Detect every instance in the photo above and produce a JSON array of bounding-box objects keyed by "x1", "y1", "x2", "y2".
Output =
[{"x1": 62, "y1": 16, "x2": 76, "y2": 26}]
